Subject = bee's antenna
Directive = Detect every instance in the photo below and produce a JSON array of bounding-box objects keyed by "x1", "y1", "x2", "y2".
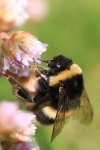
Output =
[{"x1": 40, "y1": 59, "x2": 50, "y2": 63}]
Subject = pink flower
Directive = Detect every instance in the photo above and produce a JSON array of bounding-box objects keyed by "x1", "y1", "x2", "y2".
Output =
[
  {"x1": 0, "y1": 0, "x2": 29, "y2": 31},
  {"x1": 1, "y1": 140, "x2": 40, "y2": 150},
  {"x1": 0, "y1": 101, "x2": 36, "y2": 142},
  {"x1": 0, "y1": 31, "x2": 48, "y2": 77},
  {"x1": 27, "y1": 0, "x2": 49, "y2": 22},
  {"x1": 0, "y1": 0, "x2": 49, "y2": 31},
  {"x1": 16, "y1": 139, "x2": 40, "y2": 150}
]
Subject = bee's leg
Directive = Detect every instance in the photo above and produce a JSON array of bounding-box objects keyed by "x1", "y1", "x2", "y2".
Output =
[
  {"x1": 34, "y1": 77, "x2": 51, "y2": 103},
  {"x1": 17, "y1": 88, "x2": 33, "y2": 102},
  {"x1": 39, "y1": 77, "x2": 50, "y2": 91}
]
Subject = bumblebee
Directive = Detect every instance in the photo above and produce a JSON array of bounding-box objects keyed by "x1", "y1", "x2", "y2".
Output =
[{"x1": 9, "y1": 55, "x2": 93, "y2": 142}]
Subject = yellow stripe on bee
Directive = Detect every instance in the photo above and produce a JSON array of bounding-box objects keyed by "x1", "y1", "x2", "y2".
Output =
[
  {"x1": 43, "y1": 107, "x2": 57, "y2": 119},
  {"x1": 49, "y1": 64, "x2": 82, "y2": 86},
  {"x1": 42, "y1": 106, "x2": 73, "y2": 119}
]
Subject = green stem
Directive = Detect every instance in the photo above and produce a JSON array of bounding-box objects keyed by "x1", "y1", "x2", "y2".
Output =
[{"x1": 1, "y1": 141, "x2": 16, "y2": 150}]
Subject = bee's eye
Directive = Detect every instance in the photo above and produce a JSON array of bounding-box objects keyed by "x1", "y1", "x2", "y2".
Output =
[{"x1": 56, "y1": 63, "x2": 61, "y2": 68}]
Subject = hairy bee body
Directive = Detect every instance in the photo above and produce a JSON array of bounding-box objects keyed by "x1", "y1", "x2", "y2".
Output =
[
  {"x1": 32, "y1": 63, "x2": 84, "y2": 125},
  {"x1": 9, "y1": 55, "x2": 93, "y2": 142}
]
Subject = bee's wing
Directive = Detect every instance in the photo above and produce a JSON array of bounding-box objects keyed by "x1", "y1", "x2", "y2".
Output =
[
  {"x1": 73, "y1": 88, "x2": 93, "y2": 125},
  {"x1": 51, "y1": 86, "x2": 93, "y2": 142},
  {"x1": 51, "y1": 85, "x2": 69, "y2": 142}
]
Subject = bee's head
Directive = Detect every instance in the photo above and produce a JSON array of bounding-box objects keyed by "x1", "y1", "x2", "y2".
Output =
[{"x1": 47, "y1": 55, "x2": 73, "y2": 74}]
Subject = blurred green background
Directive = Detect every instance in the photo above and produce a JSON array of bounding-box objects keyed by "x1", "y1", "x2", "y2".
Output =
[{"x1": 0, "y1": 0, "x2": 100, "y2": 149}]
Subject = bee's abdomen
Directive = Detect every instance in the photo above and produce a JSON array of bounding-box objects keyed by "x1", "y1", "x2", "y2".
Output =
[
  {"x1": 65, "y1": 74, "x2": 84, "y2": 99},
  {"x1": 32, "y1": 95, "x2": 56, "y2": 125},
  {"x1": 33, "y1": 106, "x2": 55, "y2": 125}
]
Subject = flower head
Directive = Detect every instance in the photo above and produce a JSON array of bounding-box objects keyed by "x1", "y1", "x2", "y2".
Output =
[
  {"x1": 27, "y1": 0, "x2": 49, "y2": 22},
  {"x1": 0, "y1": 101, "x2": 36, "y2": 142},
  {"x1": 0, "y1": 0, "x2": 29, "y2": 31},
  {"x1": 0, "y1": 0, "x2": 49, "y2": 31},
  {"x1": 16, "y1": 139, "x2": 40, "y2": 150},
  {"x1": 0, "y1": 31, "x2": 47, "y2": 77}
]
